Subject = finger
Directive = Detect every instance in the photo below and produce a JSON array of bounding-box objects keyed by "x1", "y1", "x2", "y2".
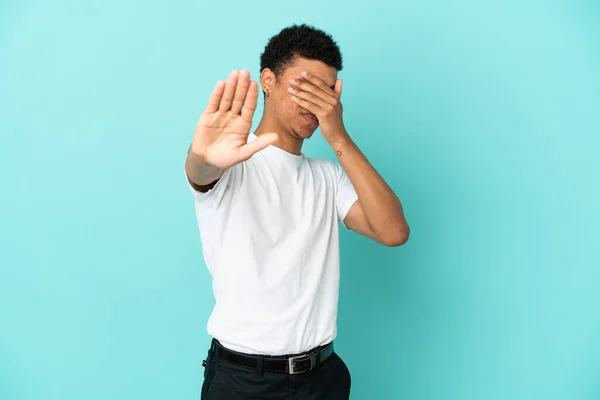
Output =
[
  {"x1": 230, "y1": 70, "x2": 250, "y2": 115},
  {"x1": 290, "y1": 94, "x2": 320, "y2": 115},
  {"x1": 237, "y1": 132, "x2": 279, "y2": 161},
  {"x1": 218, "y1": 70, "x2": 239, "y2": 112},
  {"x1": 290, "y1": 78, "x2": 336, "y2": 105},
  {"x1": 301, "y1": 72, "x2": 338, "y2": 97},
  {"x1": 288, "y1": 87, "x2": 327, "y2": 109},
  {"x1": 205, "y1": 80, "x2": 226, "y2": 114},
  {"x1": 241, "y1": 80, "x2": 259, "y2": 123},
  {"x1": 334, "y1": 79, "x2": 343, "y2": 96}
]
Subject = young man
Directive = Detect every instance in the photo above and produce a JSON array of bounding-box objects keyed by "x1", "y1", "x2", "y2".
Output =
[{"x1": 185, "y1": 24, "x2": 409, "y2": 400}]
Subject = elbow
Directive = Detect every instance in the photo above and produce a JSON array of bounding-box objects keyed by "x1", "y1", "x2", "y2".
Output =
[{"x1": 380, "y1": 223, "x2": 410, "y2": 247}]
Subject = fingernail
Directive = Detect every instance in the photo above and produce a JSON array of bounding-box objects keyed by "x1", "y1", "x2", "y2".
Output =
[
  {"x1": 290, "y1": 79, "x2": 296, "y2": 84},
  {"x1": 287, "y1": 87, "x2": 295, "y2": 93},
  {"x1": 302, "y1": 71, "x2": 308, "y2": 77}
]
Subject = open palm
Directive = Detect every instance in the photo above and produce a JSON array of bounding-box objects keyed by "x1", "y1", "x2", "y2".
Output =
[{"x1": 190, "y1": 70, "x2": 278, "y2": 169}]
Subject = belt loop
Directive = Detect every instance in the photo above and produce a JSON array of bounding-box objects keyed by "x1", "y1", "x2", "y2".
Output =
[
  {"x1": 256, "y1": 356, "x2": 264, "y2": 377},
  {"x1": 316, "y1": 351, "x2": 321, "y2": 369}
]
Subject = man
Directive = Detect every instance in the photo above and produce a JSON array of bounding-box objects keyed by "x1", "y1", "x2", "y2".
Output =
[{"x1": 185, "y1": 24, "x2": 409, "y2": 400}]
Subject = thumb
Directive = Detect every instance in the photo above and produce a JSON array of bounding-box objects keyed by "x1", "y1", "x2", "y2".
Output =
[
  {"x1": 237, "y1": 132, "x2": 279, "y2": 161},
  {"x1": 334, "y1": 79, "x2": 343, "y2": 96}
]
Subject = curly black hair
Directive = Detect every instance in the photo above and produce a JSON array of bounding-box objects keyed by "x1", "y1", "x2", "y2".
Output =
[{"x1": 260, "y1": 24, "x2": 343, "y2": 82}]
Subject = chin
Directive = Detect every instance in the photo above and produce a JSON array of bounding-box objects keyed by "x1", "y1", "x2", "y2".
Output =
[
  {"x1": 298, "y1": 131, "x2": 314, "y2": 139},
  {"x1": 296, "y1": 126, "x2": 317, "y2": 139}
]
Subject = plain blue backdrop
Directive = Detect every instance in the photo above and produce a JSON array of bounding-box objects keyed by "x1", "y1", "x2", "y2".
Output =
[{"x1": 1, "y1": 0, "x2": 599, "y2": 399}]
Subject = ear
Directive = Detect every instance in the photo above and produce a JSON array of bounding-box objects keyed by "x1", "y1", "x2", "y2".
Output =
[
  {"x1": 260, "y1": 68, "x2": 275, "y2": 94},
  {"x1": 334, "y1": 78, "x2": 343, "y2": 96}
]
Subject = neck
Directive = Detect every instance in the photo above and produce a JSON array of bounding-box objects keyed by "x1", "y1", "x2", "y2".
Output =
[{"x1": 254, "y1": 107, "x2": 303, "y2": 155}]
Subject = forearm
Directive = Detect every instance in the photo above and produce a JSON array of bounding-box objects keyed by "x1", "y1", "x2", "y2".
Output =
[
  {"x1": 185, "y1": 145, "x2": 226, "y2": 186},
  {"x1": 332, "y1": 134, "x2": 409, "y2": 238}
]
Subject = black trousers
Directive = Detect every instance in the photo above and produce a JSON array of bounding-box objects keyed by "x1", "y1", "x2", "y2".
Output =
[{"x1": 201, "y1": 340, "x2": 351, "y2": 399}]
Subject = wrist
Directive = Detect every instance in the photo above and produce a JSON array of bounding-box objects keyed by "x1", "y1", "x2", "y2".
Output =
[
  {"x1": 327, "y1": 131, "x2": 353, "y2": 149},
  {"x1": 188, "y1": 145, "x2": 208, "y2": 166}
]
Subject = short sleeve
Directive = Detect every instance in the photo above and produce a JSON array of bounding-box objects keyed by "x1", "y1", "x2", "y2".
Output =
[{"x1": 332, "y1": 162, "x2": 359, "y2": 228}]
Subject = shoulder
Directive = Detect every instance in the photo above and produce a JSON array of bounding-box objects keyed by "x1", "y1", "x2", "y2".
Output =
[
  {"x1": 306, "y1": 157, "x2": 342, "y2": 178},
  {"x1": 306, "y1": 156, "x2": 334, "y2": 169}
]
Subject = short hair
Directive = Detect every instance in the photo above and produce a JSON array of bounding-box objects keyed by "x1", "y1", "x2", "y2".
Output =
[{"x1": 260, "y1": 24, "x2": 343, "y2": 82}]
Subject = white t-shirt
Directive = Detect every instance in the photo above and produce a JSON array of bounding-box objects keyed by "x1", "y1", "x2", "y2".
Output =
[{"x1": 187, "y1": 133, "x2": 358, "y2": 355}]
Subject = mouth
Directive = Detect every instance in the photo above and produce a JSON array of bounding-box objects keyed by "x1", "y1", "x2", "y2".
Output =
[{"x1": 302, "y1": 113, "x2": 319, "y2": 126}]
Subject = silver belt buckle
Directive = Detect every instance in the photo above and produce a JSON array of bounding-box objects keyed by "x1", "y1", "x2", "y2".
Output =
[{"x1": 288, "y1": 352, "x2": 317, "y2": 375}]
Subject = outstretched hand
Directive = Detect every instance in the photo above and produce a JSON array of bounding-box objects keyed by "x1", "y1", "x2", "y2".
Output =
[{"x1": 190, "y1": 70, "x2": 278, "y2": 169}]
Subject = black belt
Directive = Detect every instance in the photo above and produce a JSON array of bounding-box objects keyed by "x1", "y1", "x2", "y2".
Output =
[{"x1": 211, "y1": 339, "x2": 335, "y2": 375}]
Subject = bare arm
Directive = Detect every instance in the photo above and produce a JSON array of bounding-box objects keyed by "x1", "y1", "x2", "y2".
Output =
[
  {"x1": 184, "y1": 145, "x2": 225, "y2": 192},
  {"x1": 333, "y1": 137, "x2": 409, "y2": 246},
  {"x1": 287, "y1": 71, "x2": 409, "y2": 246}
]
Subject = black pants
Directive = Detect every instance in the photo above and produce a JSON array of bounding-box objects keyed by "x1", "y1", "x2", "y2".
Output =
[{"x1": 201, "y1": 340, "x2": 352, "y2": 399}]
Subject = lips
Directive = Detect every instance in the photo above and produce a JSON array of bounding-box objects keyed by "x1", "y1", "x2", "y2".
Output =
[{"x1": 302, "y1": 113, "x2": 318, "y2": 125}]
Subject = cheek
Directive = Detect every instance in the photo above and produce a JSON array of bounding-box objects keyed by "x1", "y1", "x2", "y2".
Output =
[
  {"x1": 273, "y1": 92, "x2": 303, "y2": 120},
  {"x1": 282, "y1": 96, "x2": 301, "y2": 115}
]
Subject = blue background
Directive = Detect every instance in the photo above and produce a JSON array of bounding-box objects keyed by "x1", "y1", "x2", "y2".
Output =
[{"x1": 1, "y1": 0, "x2": 599, "y2": 399}]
